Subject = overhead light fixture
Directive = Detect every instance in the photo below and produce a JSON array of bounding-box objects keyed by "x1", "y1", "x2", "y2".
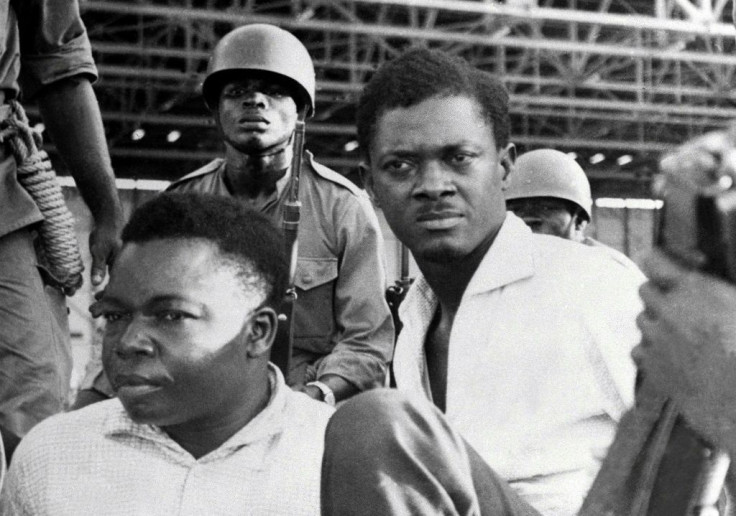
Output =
[
  {"x1": 616, "y1": 154, "x2": 633, "y2": 166},
  {"x1": 131, "y1": 128, "x2": 146, "y2": 141},
  {"x1": 596, "y1": 198, "x2": 664, "y2": 210},
  {"x1": 297, "y1": 7, "x2": 315, "y2": 21},
  {"x1": 167, "y1": 130, "x2": 181, "y2": 143},
  {"x1": 589, "y1": 153, "x2": 605, "y2": 165},
  {"x1": 343, "y1": 140, "x2": 359, "y2": 152}
]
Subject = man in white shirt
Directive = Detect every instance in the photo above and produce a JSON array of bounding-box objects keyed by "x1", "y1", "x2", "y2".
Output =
[
  {"x1": 0, "y1": 193, "x2": 333, "y2": 515},
  {"x1": 326, "y1": 47, "x2": 643, "y2": 515}
]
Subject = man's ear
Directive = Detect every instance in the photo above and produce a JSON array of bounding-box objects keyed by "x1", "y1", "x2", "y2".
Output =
[
  {"x1": 499, "y1": 143, "x2": 516, "y2": 188},
  {"x1": 359, "y1": 161, "x2": 379, "y2": 207},
  {"x1": 574, "y1": 213, "x2": 589, "y2": 233},
  {"x1": 246, "y1": 306, "x2": 278, "y2": 358}
]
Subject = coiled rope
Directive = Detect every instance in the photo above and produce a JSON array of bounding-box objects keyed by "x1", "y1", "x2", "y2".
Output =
[{"x1": 0, "y1": 100, "x2": 83, "y2": 295}]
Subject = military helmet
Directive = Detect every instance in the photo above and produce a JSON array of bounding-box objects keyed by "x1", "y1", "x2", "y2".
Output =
[
  {"x1": 504, "y1": 148, "x2": 593, "y2": 220},
  {"x1": 202, "y1": 24, "x2": 316, "y2": 116}
]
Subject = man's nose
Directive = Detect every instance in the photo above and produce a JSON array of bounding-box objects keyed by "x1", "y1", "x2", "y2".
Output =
[
  {"x1": 414, "y1": 161, "x2": 456, "y2": 199},
  {"x1": 114, "y1": 317, "x2": 155, "y2": 359},
  {"x1": 241, "y1": 89, "x2": 268, "y2": 108}
]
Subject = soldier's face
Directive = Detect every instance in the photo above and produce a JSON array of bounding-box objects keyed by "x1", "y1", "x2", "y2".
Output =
[
  {"x1": 217, "y1": 77, "x2": 298, "y2": 154},
  {"x1": 506, "y1": 197, "x2": 581, "y2": 241}
]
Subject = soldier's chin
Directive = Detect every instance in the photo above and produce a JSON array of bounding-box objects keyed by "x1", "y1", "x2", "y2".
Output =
[
  {"x1": 418, "y1": 245, "x2": 466, "y2": 264},
  {"x1": 231, "y1": 133, "x2": 291, "y2": 157}
]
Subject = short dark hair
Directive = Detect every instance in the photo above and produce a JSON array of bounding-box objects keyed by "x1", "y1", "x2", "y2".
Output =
[
  {"x1": 121, "y1": 192, "x2": 288, "y2": 309},
  {"x1": 356, "y1": 47, "x2": 510, "y2": 157}
]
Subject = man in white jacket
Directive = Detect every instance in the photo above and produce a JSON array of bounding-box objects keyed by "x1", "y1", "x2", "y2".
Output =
[{"x1": 324, "y1": 47, "x2": 644, "y2": 516}]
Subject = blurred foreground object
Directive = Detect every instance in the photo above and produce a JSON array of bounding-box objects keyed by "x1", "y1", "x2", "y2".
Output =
[{"x1": 582, "y1": 124, "x2": 736, "y2": 516}]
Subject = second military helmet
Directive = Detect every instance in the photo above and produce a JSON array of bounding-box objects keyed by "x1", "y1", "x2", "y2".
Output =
[
  {"x1": 202, "y1": 24, "x2": 316, "y2": 116},
  {"x1": 504, "y1": 148, "x2": 593, "y2": 221}
]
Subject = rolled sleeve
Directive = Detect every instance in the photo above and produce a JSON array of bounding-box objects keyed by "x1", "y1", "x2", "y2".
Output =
[
  {"x1": 315, "y1": 194, "x2": 395, "y2": 390},
  {"x1": 15, "y1": 0, "x2": 98, "y2": 99}
]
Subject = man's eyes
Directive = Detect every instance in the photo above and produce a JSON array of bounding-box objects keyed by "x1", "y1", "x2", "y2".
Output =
[
  {"x1": 380, "y1": 153, "x2": 477, "y2": 173},
  {"x1": 223, "y1": 87, "x2": 245, "y2": 98},
  {"x1": 223, "y1": 86, "x2": 288, "y2": 98},
  {"x1": 99, "y1": 310, "x2": 190, "y2": 323},
  {"x1": 381, "y1": 160, "x2": 414, "y2": 174},
  {"x1": 448, "y1": 152, "x2": 478, "y2": 165},
  {"x1": 100, "y1": 311, "x2": 129, "y2": 323},
  {"x1": 157, "y1": 311, "x2": 188, "y2": 322},
  {"x1": 264, "y1": 86, "x2": 289, "y2": 97}
]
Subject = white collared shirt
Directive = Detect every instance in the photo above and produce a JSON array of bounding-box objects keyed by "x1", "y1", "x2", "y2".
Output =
[
  {"x1": 394, "y1": 213, "x2": 644, "y2": 516},
  {"x1": 0, "y1": 365, "x2": 333, "y2": 515}
]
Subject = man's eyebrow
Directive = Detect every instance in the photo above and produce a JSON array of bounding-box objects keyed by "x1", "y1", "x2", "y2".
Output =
[
  {"x1": 380, "y1": 149, "x2": 415, "y2": 157},
  {"x1": 96, "y1": 294, "x2": 195, "y2": 308},
  {"x1": 147, "y1": 295, "x2": 193, "y2": 304}
]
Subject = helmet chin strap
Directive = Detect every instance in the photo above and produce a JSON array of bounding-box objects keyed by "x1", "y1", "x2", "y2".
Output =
[
  {"x1": 235, "y1": 133, "x2": 294, "y2": 174},
  {"x1": 257, "y1": 141, "x2": 292, "y2": 168}
]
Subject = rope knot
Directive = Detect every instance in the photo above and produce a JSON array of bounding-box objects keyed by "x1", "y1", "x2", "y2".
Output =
[{"x1": 3, "y1": 100, "x2": 84, "y2": 295}]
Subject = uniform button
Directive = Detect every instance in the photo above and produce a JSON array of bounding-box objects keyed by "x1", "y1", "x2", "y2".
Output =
[{"x1": 302, "y1": 274, "x2": 312, "y2": 284}]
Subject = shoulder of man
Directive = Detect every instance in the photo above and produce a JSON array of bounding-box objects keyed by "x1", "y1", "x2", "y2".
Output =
[
  {"x1": 531, "y1": 232, "x2": 645, "y2": 287},
  {"x1": 583, "y1": 236, "x2": 645, "y2": 280},
  {"x1": 304, "y1": 151, "x2": 364, "y2": 198},
  {"x1": 166, "y1": 158, "x2": 225, "y2": 191},
  {"x1": 11, "y1": 399, "x2": 119, "y2": 462}
]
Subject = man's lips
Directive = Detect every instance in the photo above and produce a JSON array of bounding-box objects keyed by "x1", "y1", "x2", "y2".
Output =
[
  {"x1": 113, "y1": 374, "x2": 166, "y2": 397},
  {"x1": 416, "y1": 211, "x2": 463, "y2": 230},
  {"x1": 238, "y1": 115, "x2": 268, "y2": 125}
]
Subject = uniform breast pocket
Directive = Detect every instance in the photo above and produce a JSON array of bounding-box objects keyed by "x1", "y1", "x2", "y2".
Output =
[{"x1": 293, "y1": 257, "x2": 339, "y2": 353}]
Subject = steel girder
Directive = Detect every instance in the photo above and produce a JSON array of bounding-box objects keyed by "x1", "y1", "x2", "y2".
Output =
[{"x1": 64, "y1": 0, "x2": 735, "y2": 191}]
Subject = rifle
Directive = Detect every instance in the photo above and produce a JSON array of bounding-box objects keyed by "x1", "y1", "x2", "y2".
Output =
[
  {"x1": 581, "y1": 130, "x2": 736, "y2": 516},
  {"x1": 271, "y1": 108, "x2": 308, "y2": 378},
  {"x1": 386, "y1": 243, "x2": 413, "y2": 388},
  {"x1": 386, "y1": 243, "x2": 413, "y2": 336}
]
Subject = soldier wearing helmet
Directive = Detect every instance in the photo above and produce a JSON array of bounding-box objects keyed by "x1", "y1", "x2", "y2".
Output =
[
  {"x1": 505, "y1": 148, "x2": 642, "y2": 273},
  {"x1": 77, "y1": 24, "x2": 394, "y2": 408},
  {"x1": 504, "y1": 149, "x2": 593, "y2": 242}
]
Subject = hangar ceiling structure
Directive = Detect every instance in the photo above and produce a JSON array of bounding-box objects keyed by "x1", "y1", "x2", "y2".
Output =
[{"x1": 46, "y1": 0, "x2": 736, "y2": 196}]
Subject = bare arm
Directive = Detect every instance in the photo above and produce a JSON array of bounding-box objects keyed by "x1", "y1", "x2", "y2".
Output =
[{"x1": 36, "y1": 76, "x2": 123, "y2": 286}]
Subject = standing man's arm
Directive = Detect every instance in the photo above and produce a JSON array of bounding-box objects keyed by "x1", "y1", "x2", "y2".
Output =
[
  {"x1": 16, "y1": 0, "x2": 124, "y2": 286},
  {"x1": 36, "y1": 78, "x2": 123, "y2": 285},
  {"x1": 306, "y1": 195, "x2": 395, "y2": 403}
]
